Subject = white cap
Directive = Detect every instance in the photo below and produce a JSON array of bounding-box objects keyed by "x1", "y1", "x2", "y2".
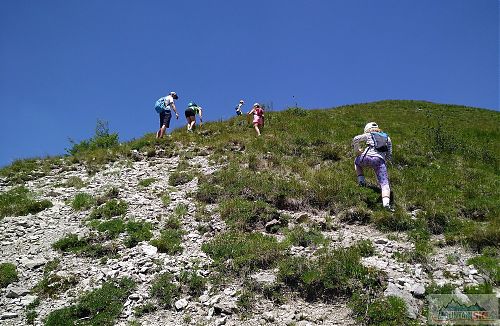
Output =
[
  {"x1": 240, "y1": 100, "x2": 244, "y2": 103},
  {"x1": 170, "y1": 91, "x2": 177, "y2": 96},
  {"x1": 364, "y1": 122, "x2": 379, "y2": 133},
  {"x1": 253, "y1": 103, "x2": 260, "y2": 107}
]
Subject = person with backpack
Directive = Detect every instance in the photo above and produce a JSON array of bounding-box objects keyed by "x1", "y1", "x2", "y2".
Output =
[
  {"x1": 235, "y1": 99, "x2": 244, "y2": 116},
  {"x1": 155, "y1": 91, "x2": 180, "y2": 139},
  {"x1": 352, "y1": 122, "x2": 393, "y2": 209},
  {"x1": 247, "y1": 103, "x2": 264, "y2": 136},
  {"x1": 185, "y1": 102, "x2": 203, "y2": 132}
]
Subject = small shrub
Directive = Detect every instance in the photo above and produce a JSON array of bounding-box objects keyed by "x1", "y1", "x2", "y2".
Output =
[
  {"x1": 26, "y1": 309, "x2": 37, "y2": 324},
  {"x1": 174, "y1": 203, "x2": 189, "y2": 218},
  {"x1": 463, "y1": 283, "x2": 494, "y2": 294},
  {"x1": 124, "y1": 220, "x2": 153, "y2": 248},
  {"x1": 179, "y1": 270, "x2": 207, "y2": 297},
  {"x1": 33, "y1": 273, "x2": 78, "y2": 298},
  {"x1": 134, "y1": 302, "x2": 157, "y2": 317},
  {"x1": 202, "y1": 231, "x2": 284, "y2": 274},
  {"x1": 425, "y1": 283, "x2": 455, "y2": 295},
  {"x1": 277, "y1": 245, "x2": 382, "y2": 301},
  {"x1": 284, "y1": 226, "x2": 326, "y2": 247},
  {"x1": 64, "y1": 176, "x2": 85, "y2": 189},
  {"x1": 337, "y1": 206, "x2": 373, "y2": 224},
  {"x1": 164, "y1": 216, "x2": 181, "y2": 230},
  {"x1": 160, "y1": 193, "x2": 171, "y2": 207},
  {"x1": 372, "y1": 209, "x2": 414, "y2": 232},
  {"x1": 89, "y1": 199, "x2": 128, "y2": 219},
  {"x1": 0, "y1": 187, "x2": 52, "y2": 218},
  {"x1": 71, "y1": 193, "x2": 96, "y2": 211},
  {"x1": 236, "y1": 288, "x2": 256, "y2": 314},
  {"x1": 168, "y1": 171, "x2": 193, "y2": 187},
  {"x1": 67, "y1": 119, "x2": 119, "y2": 156},
  {"x1": 96, "y1": 187, "x2": 120, "y2": 205},
  {"x1": 150, "y1": 273, "x2": 180, "y2": 308},
  {"x1": 351, "y1": 294, "x2": 417, "y2": 326},
  {"x1": 138, "y1": 178, "x2": 157, "y2": 187},
  {"x1": 467, "y1": 250, "x2": 500, "y2": 285},
  {"x1": 219, "y1": 198, "x2": 280, "y2": 231},
  {"x1": 44, "y1": 277, "x2": 135, "y2": 326},
  {"x1": 150, "y1": 229, "x2": 185, "y2": 255},
  {"x1": 0, "y1": 263, "x2": 18, "y2": 288},
  {"x1": 90, "y1": 218, "x2": 126, "y2": 239},
  {"x1": 354, "y1": 239, "x2": 376, "y2": 257},
  {"x1": 52, "y1": 234, "x2": 118, "y2": 258}
]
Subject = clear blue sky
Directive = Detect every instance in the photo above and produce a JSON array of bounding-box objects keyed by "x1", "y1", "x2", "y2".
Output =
[{"x1": 1, "y1": 0, "x2": 498, "y2": 167}]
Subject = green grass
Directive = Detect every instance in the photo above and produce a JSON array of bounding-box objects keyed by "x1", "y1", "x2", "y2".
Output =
[
  {"x1": 283, "y1": 225, "x2": 326, "y2": 247},
  {"x1": 0, "y1": 157, "x2": 62, "y2": 184},
  {"x1": 138, "y1": 178, "x2": 157, "y2": 187},
  {"x1": 0, "y1": 262, "x2": 18, "y2": 288},
  {"x1": 124, "y1": 220, "x2": 153, "y2": 248},
  {"x1": 150, "y1": 273, "x2": 180, "y2": 308},
  {"x1": 63, "y1": 176, "x2": 86, "y2": 189},
  {"x1": 350, "y1": 294, "x2": 418, "y2": 326},
  {"x1": 467, "y1": 247, "x2": 500, "y2": 285},
  {"x1": 0, "y1": 187, "x2": 52, "y2": 218},
  {"x1": 168, "y1": 171, "x2": 194, "y2": 186},
  {"x1": 179, "y1": 270, "x2": 207, "y2": 297},
  {"x1": 202, "y1": 231, "x2": 285, "y2": 274},
  {"x1": 160, "y1": 193, "x2": 171, "y2": 207},
  {"x1": 44, "y1": 278, "x2": 135, "y2": 326},
  {"x1": 52, "y1": 234, "x2": 118, "y2": 258},
  {"x1": 277, "y1": 244, "x2": 381, "y2": 301},
  {"x1": 32, "y1": 258, "x2": 78, "y2": 298},
  {"x1": 174, "y1": 203, "x2": 189, "y2": 218},
  {"x1": 219, "y1": 198, "x2": 281, "y2": 231},
  {"x1": 89, "y1": 199, "x2": 128, "y2": 219},
  {"x1": 71, "y1": 193, "x2": 96, "y2": 211},
  {"x1": 150, "y1": 228, "x2": 185, "y2": 255},
  {"x1": 89, "y1": 218, "x2": 126, "y2": 239}
]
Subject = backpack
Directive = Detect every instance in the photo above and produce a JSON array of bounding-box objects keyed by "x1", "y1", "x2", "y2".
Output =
[
  {"x1": 255, "y1": 108, "x2": 264, "y2": 117},
  {"x1": 154, "y1": 97, "x2": 166, "y2": 113},
  {"x1": 370, "y1": 132, "x2": 389, "y2": 152}
]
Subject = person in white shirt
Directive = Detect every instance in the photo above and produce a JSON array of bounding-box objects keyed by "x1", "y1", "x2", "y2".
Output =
[
  {"x1": 155, "y1": 91, "x2": 180, "y2": 138},
  {"x1": 352, "y1": 122, "x2": 393, "y2": 209},
  {"x1": 235, "y1": 100, "x2": 244, "y2": 116}
]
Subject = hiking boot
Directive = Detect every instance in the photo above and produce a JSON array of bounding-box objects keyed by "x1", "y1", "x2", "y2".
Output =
[{"x1": 383, "y1": 204, "x2": 395, "y2": 212}]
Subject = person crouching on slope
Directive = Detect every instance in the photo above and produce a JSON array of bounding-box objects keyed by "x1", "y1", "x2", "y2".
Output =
[
  {"x1": 155, "y1": 91, "x2": 180, "y2": 138},
  {"x1": 352, "y1": 122, "x2": 393, "y2": 209},
  {"x1": 235, "y1": 100, "x2": 244, "y2": 116},
  {"x1": 247, "y1": 103, "x2": 264, "y2": 136},
  {"x1": 185, "y1": 102, "x2": 203, "y2": 132}
]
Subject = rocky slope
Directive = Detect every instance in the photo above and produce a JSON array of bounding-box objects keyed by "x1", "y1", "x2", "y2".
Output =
[{"x1": 0, "y1": 142, "x2": 495, "y2": 326}]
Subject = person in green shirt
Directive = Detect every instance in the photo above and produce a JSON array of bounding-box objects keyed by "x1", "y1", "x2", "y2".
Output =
[{"x1": 185, "y1": 102, "x2": 203, "y2": 132}]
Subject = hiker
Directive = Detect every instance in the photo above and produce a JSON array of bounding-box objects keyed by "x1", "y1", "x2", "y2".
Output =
[
  {"x1": 235, "y1": 100, "x2": 244, "y2": 116},
  {"x1": 247, "y1": 103, "x2": 264, "y2": 136},
  {"x1": 185, "y1": 102, "x2": 203, "y2": 132},
  {"x1": 352, "y1": 122, "x2": 393, "y2": 209},
  {"x1": 155, "y1": 91, "x2": 180, "y2": 138}
]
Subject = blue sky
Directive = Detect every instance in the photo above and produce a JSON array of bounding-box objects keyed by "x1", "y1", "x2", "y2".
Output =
[{"x1": 0, "y1": 0, "x2": 498, "y2": 167}]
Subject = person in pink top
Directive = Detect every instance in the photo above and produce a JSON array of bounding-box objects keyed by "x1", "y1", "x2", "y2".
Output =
[{"x1": 247, "y1": 103, "x2": 264, "y2": 136}]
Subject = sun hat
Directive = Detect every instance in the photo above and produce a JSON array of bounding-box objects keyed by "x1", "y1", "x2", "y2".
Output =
[{"x1": 364, "y1": 122, "x2": 379, "y2": 133}]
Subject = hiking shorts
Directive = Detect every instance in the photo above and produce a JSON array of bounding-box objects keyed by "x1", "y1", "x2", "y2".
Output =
[
  {"x1": 159, "y1": 110, "x2": 172, "y2": 128},
  {"x1": 185, "y1": 108, "x2": 196, "y2": 118},
  {"x1": 354, "y1": 155, "x2": 389, "y2": 188},
  {"x1": 253, "y1": 115, "x2": 264, "y2": 126}
]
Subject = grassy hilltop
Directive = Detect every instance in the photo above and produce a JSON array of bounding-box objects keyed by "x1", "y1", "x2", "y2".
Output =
[{"x1": 1, "y1": 100, "x2": 499, "y2": 325}]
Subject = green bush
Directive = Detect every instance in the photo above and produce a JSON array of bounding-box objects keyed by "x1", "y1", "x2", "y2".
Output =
[
  {"x1": 138, "y1": 178, "x2": 157, "y2": 187},
  {"x1": 134, "y1": 302, "x2": 157, "y2": 317},
  {"x1": 174, "y1": 203, "x2": 189, "y2": 218},
  {"x1": 179, "y1": 270, "x2": 207, "y2": 297},
  {"x1": 277, "y1": 245, "x2": 381, "y2": 301},
  {"x1": 89, "y1": 199, "x2": 128, "y2": 219},
  {"x1": 150, "y1": 228, "x2": 185, "y2": 255},
  {"x1": 124, "y1": 220, "x2": 153, "y2": 248},
  {"x1": 44, "y1": 278, "x2": 135, "y2": 326},
  {"x1": 219, "y1": 198, "x2": 280, "y2": 231},
  {"x1": 284, "y1": 225, "x2": 326, "y2": 247},
  {"x1": 168, "y1": 171, "x2": 193, "y2": 187},
  {"x1": 64, "y1": 176, "x2": 86, "y2": 189},
  {"x1": 90, "y1": 218, "x2": 126, "y2": 239},
  {"x1": 52, "y1": 234, "x2": 118, "y2": 258},
  {"x1": 467, "y1": 249, "x2": 500, "y2": 285},
  {"x1": 463, "y1": 282, "x2": 494, "y2": 294},
  {"x1": 71, "y1": 193, "x2": 96, "y2": 211},
  {"x1": 0, "y1": 263, "x2": 18, "y2": 288},
  {"x1": 160, "y1": 193, "x2": 171, "y2": 207},
  {"x1": 150, "y1": 273, "x2": 180, "y2": 308},
  {"x1": 67, "y1": 120, "x2": 119, "y2": 156},
  {"x1": 350, "y1": 294, "x2": 417, "y2": 326},
  {"x1": 0, "y1": 187, "x2": 52, "y2": 218},
  {"x1": 202, "y1": 231, "x2": 285, "y2": 274}
]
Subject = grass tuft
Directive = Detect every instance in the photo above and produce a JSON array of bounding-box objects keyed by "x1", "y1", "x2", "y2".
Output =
[
  {"x1": 0, "y1": 262, "x2": 18, "y2": 288},
  {"x1": 0, "y1": 187, "x2": 52, "y2": 218}
]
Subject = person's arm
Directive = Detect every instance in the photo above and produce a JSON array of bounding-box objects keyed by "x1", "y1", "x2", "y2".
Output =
[
  {"x1": 247, "y1": 108, "x2": 255, "y2": 115},
  {"x1": 386, "y1": 136, "x2": 393, "y2": 162},
  {"x1": 172, "y1": 102, "x2": 179, "y2": 119},
  {"x1": 352, "y1": 134, "x2": 368, "y2": 155}
]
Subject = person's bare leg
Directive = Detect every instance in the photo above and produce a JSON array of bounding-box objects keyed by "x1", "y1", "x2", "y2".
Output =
[
  {"x1": 159, "y1": 125, "x2": 167, "y2": 138},
  {"x1": 254, "y1": 125, "x2": 261, "y2": 136}
]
